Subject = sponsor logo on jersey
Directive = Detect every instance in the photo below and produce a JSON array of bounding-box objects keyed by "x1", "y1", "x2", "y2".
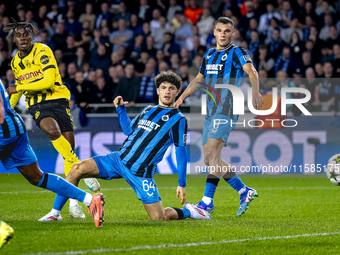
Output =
[
  {"x1": 243, "y1": 55, "x2": 252, "y2": 62},
  {"x1": 40, "y1": 55, "x2": 49, "y2": 65},
  {"x1": 137, "y1": 119, "x2": 161, "y2": 132},
  {"x1": 206, "y1": 64, "x2": 223, "y2": 74},
  {"x1": 17, "y1": 70, "x2": 42, "y2": 82}
]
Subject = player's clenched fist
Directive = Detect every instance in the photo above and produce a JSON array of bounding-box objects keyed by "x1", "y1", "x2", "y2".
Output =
[{"x1": 113, "y1": 96, "x2": 129, "y2": 108}]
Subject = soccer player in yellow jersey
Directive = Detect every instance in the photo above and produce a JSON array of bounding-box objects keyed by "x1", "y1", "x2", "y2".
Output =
[{"x1": 4, "y1": 18, "x2": 100, "y2": 219}]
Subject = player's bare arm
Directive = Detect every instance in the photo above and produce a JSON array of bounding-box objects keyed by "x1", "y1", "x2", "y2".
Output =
[
  {"x1": 242, "y1": 63, "x2": 263, "y2": 110},
  {"x1": 6, "y1": 85, "x2": 18, "y2": 95},
  {"x1": 175, "y1": 72, "x2": 205, "y2": 108}
]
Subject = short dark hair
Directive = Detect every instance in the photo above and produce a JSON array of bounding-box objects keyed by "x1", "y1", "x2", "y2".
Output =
[
  {"x1": 215, "y1": 17, "x2": 234, "y2": 28},
  {"x1": 155, "y1": 71, "x2": 182, "y2": 90}
]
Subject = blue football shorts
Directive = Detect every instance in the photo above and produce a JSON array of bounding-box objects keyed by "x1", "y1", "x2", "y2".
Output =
[
  {"x1": 93, "y1": 152, "x2": 161, "y2": 205},
  {"x1": 0, "y1": 133, "x2": 37, "y2": 170},
  {"x1": 202, "y1": 114, "x2": 237, "y2": 145}
]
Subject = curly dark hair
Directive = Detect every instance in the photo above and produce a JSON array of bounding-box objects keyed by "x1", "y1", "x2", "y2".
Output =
[
  {"x1": 154, "y1": 71, "x2": 182, "y2": 90},
  {"x1": 3, "y1": 18, "x2": 38, "y2": 38}
]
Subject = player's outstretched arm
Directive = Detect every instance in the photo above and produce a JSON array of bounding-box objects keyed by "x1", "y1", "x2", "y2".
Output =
[
  {"x1": 175, "y1": 72, "x2": 205, "y2": 108},
  {"x1": 242, "y1": 63, "x2": 263, "y2": 110},
  {"x1": 0, "y1": 93, "x2": 4, "y2": 125},
  {"x1": 114, "y1": 96, "x2": 134, "y2": 135},
  {"x1": 175, "y1": 146, "x2": 187, "y2": 204}
]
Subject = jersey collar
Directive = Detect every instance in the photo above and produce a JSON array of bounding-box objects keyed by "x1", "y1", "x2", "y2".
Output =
[
  {"x1": 216, "y1": 43, "x2": 234, "y2": 52},
  {"x1": 18, "y1": 43, "x2": 35, "y2": 60}
]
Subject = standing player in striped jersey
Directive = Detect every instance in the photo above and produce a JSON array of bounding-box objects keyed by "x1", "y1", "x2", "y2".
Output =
[
  {"x1": 4, "y1": 18, "x2": 100, "y2": 218},
  {"x1": 175, "y1": 17, "x2": 263, "y2": 216},
  {"x1": 0, "y1": 79, "x2": 105, "y2": 228},
  {"x1": 39, "y1": 71, "x2": 212, "y2": 222}
]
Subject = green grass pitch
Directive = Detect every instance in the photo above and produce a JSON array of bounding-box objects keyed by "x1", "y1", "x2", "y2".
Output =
[{"x1": 1, "y1": 174, "x2": 340, "y2": 255}]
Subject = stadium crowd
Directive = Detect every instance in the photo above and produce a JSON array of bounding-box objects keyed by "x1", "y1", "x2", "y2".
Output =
[{"x1": 0, "y1": 0, "x2": 339, "y2": 114}]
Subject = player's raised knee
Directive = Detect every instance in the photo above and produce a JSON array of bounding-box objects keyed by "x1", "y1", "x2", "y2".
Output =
[{"x1": 47, "y1": 128, "x2": 61, "y2": 140}]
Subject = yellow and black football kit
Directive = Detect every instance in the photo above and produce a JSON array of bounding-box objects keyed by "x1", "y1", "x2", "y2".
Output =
[
  {"x1": 10, "y1": 43, "x2": 72, "y2": 132},
  {"x1": 10, "y1": 43, "x2": 79, "y2": 175}
]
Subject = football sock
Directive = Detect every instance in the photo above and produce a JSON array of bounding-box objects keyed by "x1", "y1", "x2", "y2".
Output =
[
  {"x1": 36, "y1": 173, "x2": 87, "y2": 209},
  {"x1": 69, "y1": 199, "x2": 79, "y2": 207},
  {"x1": 172, "y1": 208, "x2": 190, "y2": 220},
  {"x1": 223, "y1": 172, "x2": 246, "y2": 193},
  {"x1": 202, "y1": 174, "x2": 220, "y2": 202},
  {"x1": 51, "y1": 135, "x2": 80, "y2": 175},
  {"x1": 53, "y1": 195, "x2": 68, "y2": 211}
]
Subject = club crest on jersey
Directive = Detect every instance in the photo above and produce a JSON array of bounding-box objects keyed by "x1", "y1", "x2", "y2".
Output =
[
  {"x1": 24, "y1": 60, "x2": 32, "y2": 68},
  {"x1": 221, "y1": 53, "x2": 228, "y2": 61},
  {"x1": 40, "y1": 55, "x2": 49, "y2": 65},
  {"x1": 161, "y1": 115, "x2": 169, "y2": 121}
]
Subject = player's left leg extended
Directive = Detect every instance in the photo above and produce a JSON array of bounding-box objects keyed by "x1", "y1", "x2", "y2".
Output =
[
  {"x1": 197, "y1": 138, "x2": 258, "y2": 216},
  {"x1": 143, "y1": 201, "x2": 212, "y2": 221}
]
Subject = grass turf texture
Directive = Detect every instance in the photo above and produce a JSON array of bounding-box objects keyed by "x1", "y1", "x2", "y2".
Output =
[{"x1": 0, "y1": 174, "x2": 339, "y2": 255}]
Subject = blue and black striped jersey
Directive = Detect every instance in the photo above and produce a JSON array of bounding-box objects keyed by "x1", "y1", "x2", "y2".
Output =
[
  {"x1": 118, "y1": 105, "x2": 187, "y2": 179},
  {"x1": 0, "y1": 79, "x2": 26, "y2": 138},
  {"x1": 199, "y1": 44, "x2": 253, "y2": 119}
]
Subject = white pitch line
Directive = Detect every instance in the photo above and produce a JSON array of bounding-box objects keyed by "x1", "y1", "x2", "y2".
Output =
[
  {"x1": 0, "y1": 186, "x2": 337, "y2": 195},
  {"x1": 23, "y1": 231, "x2": 340, "y2": 255}
]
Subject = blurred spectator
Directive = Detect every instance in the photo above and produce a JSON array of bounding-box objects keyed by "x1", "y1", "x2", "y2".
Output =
[
  {"x1": 305, "y1": 67, "x2": 318, "y2": 103},
  {"x1": 319, "y1": 14, "x2": 333, "y2": 41},
  {"x1": 300, "y1": 51, "x2": 313, "y2": 77},
  {"x1": 115, "y1": 64, "x2": 126, "y2": 80},
  {"x1": 38, "y1": 30, "x2": 49, "y2": 45},
  {"x1": 280, "y1": 0, "x2": 298, "y2": 29},
  {"x1": 90, "y1": 45, "x2": 111, "y2": 72},
  {"x1": 244, "y1": 18, "x2": 258, "y2": 41},
  {"x1": 304, "y1": 1, "x2": 318, "y2": 22},
  {"x1": 267, "y1": 28, "x2": 285, "y2": 60},
  {"x1": 129, "y1": 14, "x2": 143, "y2": 36},
  {"x1": 117, "y1": 45, "x2": 128, "y2": 67},
  {"x1": 89, "y1": 77, "x2": 113, "y2": 104},
  {"x1": 196, "y1": 8, "x2": 215, "y2": 41},
  {"x1": 184, "y1": 0, "x2": 203, "y2": 25},
  {"x1": 113, "y1": 2, "x2": 131, "y2": 22},
  {"x1": 59, "y1": 62, "x2": 67, "y2": 80},
  {"x1": 140, "y1": 22, "x2": 152, "y2": 47},
  {"x1": 143, "y1": 35, "x2": 157, "y2": 58},
  {"x1": 320, "y1": 45, "x2": 333, "y2": 64},
  {"x1": 54, "y1": 49, "x2": 64, "y2": 65},
  {"x1": 332, "y1": 44, "x2": 340, "y2": 77},
  {"x1": 255, "y1": 44, "x2": 275, "y2": 76},
  {"x1": 95, "y1": 2, "x2": 112, "y2": 29},
  {"x1": 302, "y1": 15, "x2": 315, "y2": 41},
  {"x1": 152, "y1": 16, "x2": 170, "y2": 49},
  {"x1": 135, "y1": 51, "x2": 149, "y2": 76},
  {"x1": 2, "y1": 69, "x2": 15, "y2": 88},
  {"x1": 138, "y1": 0, "x2": 152, "y2": 21},
  {"x1": 258, "y1": 3, "x2": 281, "y2": 35},
  {"x1": 167, "y1": 0, "x2": 183, "y2": 24},
  {"x1": 70, "y1": 94, "x2": 86, "y2": 130},
  {"x1": 240, "y1": 40, "x2": 254, "y2": 61},
  {"x1": 326, "y1": 25, "x2": 339, "y2": 49},
  {"x1": 63, "y1": 35, "x2": 77, "y2": 65},
  {"x1": 137, "y1": 59, "x2": 157, "y2": 103},
  {"x1": 51, "y1": 22, "x2": 68, "y2": 51},
  {"x1": 107, "y1": 66, "x2": 119, "y2": 91},
  {"x1": 25, "y1": 10, "x2": 38, "y2": 27},
  {"x1": 156, "y1": 50, "x2": 165, "y2": 64},
  {"x1": 47, "y1": 3, "x2": 59, "y2": 23},
  {"x1": 314, "y1": 62, "x2": 335, "y2": 109},
  {"x1": 0, "y1": 49, "x2": 11, "y2": 77},
  {"x1": 95, "y1": 68, "x2": 104, "y2": 79},
  {"x1": 17, "y1": 8, "x2": 26, "y2": 22},
  {"x1": 115, "y1": 63, "x2": 140, "y2": 105},
  {"x1": 150, "y1": 9, "x2": 164, "y2": 33},
  {"x1": 87, "y1": 70, "x2": 97, "y2": 85},
  {"x1": 64, "y1": 10, "x2": 82, "y2": 36},
  {"x1": 175, "y1": 12, "x2": 192, "y2": 49},
  {"x1": 162, "y1": 32, "x2": 181, "y2": 60},
  {"x1": 170, "y1": 53, "x2": 180, "y2": 73},
  {"x1": 128, "y1": 34, "x2": 144, "y2": 60},
  {"x1": 65, "y1": 62, "x2": 78, "y2": 96},
  {"x1": 158, "y1": 61, "x2": 169, "y2": 72},
  {"x1": 180, "y1": 47, "x2": 191, "y2": 66},
  {"x1": 274, "y1": 46, "x2": 292, "y2": 76},
  {"x1": 36, "y1": 5, "x2": 48, "y2": 29},
  {"x1": 290, "y1": 31, "x2": 304, "y2": 60},
  {"x1": 110, "y1": 19, "x2": 133, "y2": 52},
  {"x1": 231, "y1": 29, "x2": 242, "y2": 47},
  {"x1": 79, "y1": 3, "x2": 96, "y2": 31},
  {"x1": 179, "y1": 63, "x2": 189, "y2": 89},
  {"x1": 218, "y1": 0, "x2": 239, "y2": 17},
  {"x1": 189, "y1": 54, "x2": 202, "y2": 80},
  {"x1": 239, "y1": 1, "x2": 258, "y2": 38},
  {"x1": 248, "y1": 30, "x2": 260, "y2": 58},
  {"x1": 314, "y1": 63, "x2": 324, "y2": 78},
  {"x1": 71, "y1": 46, "x2": 87, "y2": 71}
]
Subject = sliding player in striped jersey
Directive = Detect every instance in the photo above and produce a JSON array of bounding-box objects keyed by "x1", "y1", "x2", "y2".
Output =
[
  {"x1": 0, "y1": 79, "x2": 104, "y2": 228},
  {"x1": 40, "y1": 71, "x2": 212, "y2": 222},
  {"x1": 175, "y1": 17, "x2": 263, "y2": 216},
  {"x1": 4, "y1": 18, "x2": 100, "y2": 218}
]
